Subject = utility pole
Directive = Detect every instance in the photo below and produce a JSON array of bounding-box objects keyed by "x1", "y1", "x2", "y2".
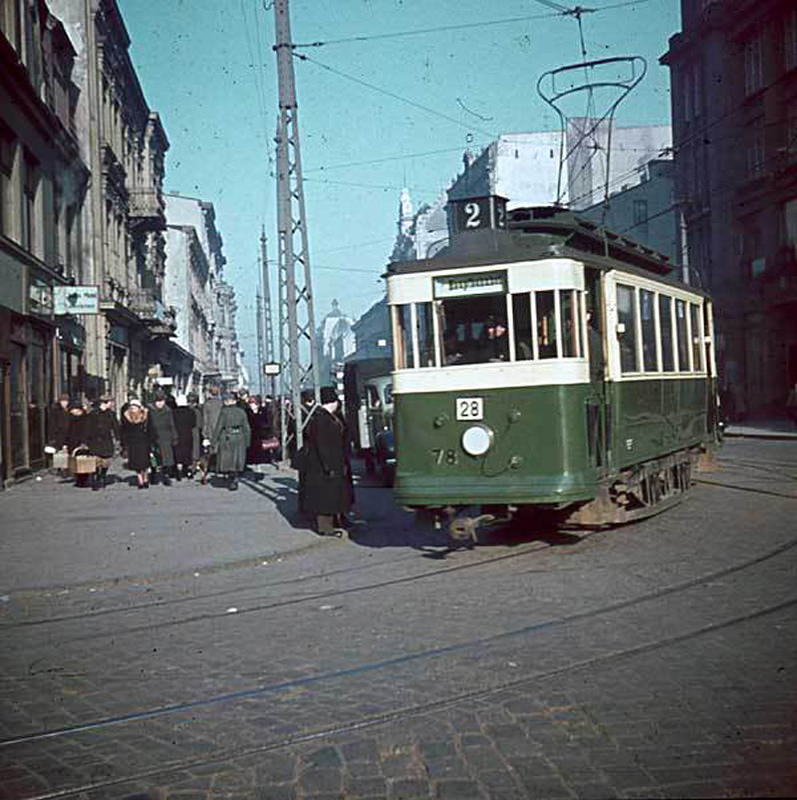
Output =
[
  {"x1": 274, "y1": 0, "x2": 319, "y2": 457},
  {"x1": 255, "y1": 286, "x2": 264, "y2": 397},
  {"x1": 260, "y1": 228, "x2": 276, "y2": 397}
]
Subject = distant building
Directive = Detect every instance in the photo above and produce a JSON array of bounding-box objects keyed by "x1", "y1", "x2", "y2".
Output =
[
  {"x1": 316, "y1": 300, "x2": 355, "y2": 385},
  {"x1": 580, "y1": 159, "x2": 682, "y2": 266},
  {"x1": 348, "y1": 297, "x2": 392, "y2": 363},
  {"x1": 661, "y1": 0, "x2": 797, "y2": 416},
  {"x1": 1, "y1": 0, "x2": 90, "y2": 481}
]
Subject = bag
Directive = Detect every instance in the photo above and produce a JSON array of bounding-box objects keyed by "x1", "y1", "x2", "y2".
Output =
[
  {"x1": 53, "y1": 450, "x2": 70, "y2": 470},
  {"x1": 70, "y1": 447, "x2": 97, "y2": 474}
]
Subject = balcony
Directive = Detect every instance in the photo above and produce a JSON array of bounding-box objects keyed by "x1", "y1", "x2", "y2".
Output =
[
  {"x1": 128, "y1": 187, "x2": 166, "y2": 230},
  {"x1": 129, "y1": 287, "x2": 177, "y2": 336}
]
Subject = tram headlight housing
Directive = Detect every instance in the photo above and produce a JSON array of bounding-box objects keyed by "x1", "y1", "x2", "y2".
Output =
[{"x1": 461, "y1": 424, "x2": 493, "y2": 457}]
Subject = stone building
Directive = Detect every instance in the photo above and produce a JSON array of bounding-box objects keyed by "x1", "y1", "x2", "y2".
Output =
[
  {"x1": 49, "y1": 0, "x2": 172, "y2": 409},
  {"x1": 1, "y1": 0, "x2": 89, "y2": 482},
  {"x1": 317, "y1": 300, "x2": 356, "y2": 386},
  {"x1": 661, "y1": 0, "x2": 797, "y2": 417},
  {"x1": 580, "y1": 159, "x2": 683, "y2": 268}
]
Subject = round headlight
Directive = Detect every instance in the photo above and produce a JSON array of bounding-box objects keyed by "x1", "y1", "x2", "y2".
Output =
[{"x1": 461, "y1": 424, "x2": 493, "y2": 457}]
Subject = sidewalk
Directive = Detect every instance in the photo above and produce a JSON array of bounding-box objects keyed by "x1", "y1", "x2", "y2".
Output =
[
  {"x1": 724, "y1": 417, "x2": 797, "y2": 440},
  {"x1": 0, "y1": 462, "x2": 324, "y2": 593}
]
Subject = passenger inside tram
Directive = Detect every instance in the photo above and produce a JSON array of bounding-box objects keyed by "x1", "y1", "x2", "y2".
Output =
[{"x1": 440, "y1": 295, "x2": 509, "y2": 365}]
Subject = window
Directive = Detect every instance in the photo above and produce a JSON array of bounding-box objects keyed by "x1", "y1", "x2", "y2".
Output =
[
  {"x1": 785, "y1": 8, "x2": 797, "y2": 71},
  {"x1": 560, "y1": 290, "x2": 580, "y2": 358},
  {"x1": 746, "y1": 119, "x2": 766, "y2": 177},
  {"x1": 21, "y1": 149, "x2": 39, "y2": 254},
  {"x1": 675, "y1": 299, "x2": 690, "y2": 371},
  {"x1": 0, "y1": 125, "x2": 13, "y2": 237},
  {"x1": 393, "y1": 304, "x2": 414, "y2": 370},
  {"x1": 640, "y1": 289, "x2": 658, "y2": 371},
  {"x1": 0, "y1": 0, "x2": 21, "y2": 51},
  {"x1": 743, "y1": 33, "x2": 764, "y2": 96},
  {"x1": 440, "y1": 294, "x2": 509, "y2": 365},
  {"x1": 633, "y1": 199, "x2": 648, "y2": 228},
  {"x1": 512, "y1": 293, "x2": 533, "y2": 360},
  {"x1": 416, "y1": 302, "x2": 435, "y2": 368},
  {"x1": 536, "y1": 291, "x2": 557, "y2": 359},
  {"x1": 690, "y1": 303, "x2": 704, "y2": 371},
  {"x1": 616, "y1": 284, "x2": 638, "y2": 373},
  {"x1": 659, "y1": 295, "x2": 675, "y2": 372}
]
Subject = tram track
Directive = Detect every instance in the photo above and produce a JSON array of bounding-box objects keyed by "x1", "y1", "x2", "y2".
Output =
[
  {"x1": 2, "y1": 520, "x2": 796, "y2": 751},
  {"x1": 2, "y1": 477, "x2": 794, "y2": 639},
  {"x1": 12, "y1": 587, "x2": 797, "y2": 800}
]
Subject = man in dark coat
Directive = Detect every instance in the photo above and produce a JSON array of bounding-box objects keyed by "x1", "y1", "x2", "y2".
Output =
[
  {"x1": 48, "y1": 394, "x2": 71, "y2": 451},
  {"x1": 66, "y1": 399, "x2": 91, "y2": 488},
  {"x1": 173, "y1": 393, "x2": 198, "y2": 480},
  {"x1": 148, "y1": 391, "x2": 178, "y2": 485},
  {"x1": 302, "y1": 386, "x2": 352, "y2": 537},
  {"x1": 212, "y1": 393, "x2": 251, "y2": 490},
  {"x1": 87, "y1": 396, "x2": 119, "y2": 489}
]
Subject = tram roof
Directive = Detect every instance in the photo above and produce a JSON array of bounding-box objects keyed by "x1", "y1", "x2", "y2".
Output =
[{"x1": 386, "y1": 206, "x2": 708, "y2": 296}]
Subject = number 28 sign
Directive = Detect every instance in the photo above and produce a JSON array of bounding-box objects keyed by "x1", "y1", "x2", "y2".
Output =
[{"x1": 451, "y1": 195, "x2": 507, "y2": 233}]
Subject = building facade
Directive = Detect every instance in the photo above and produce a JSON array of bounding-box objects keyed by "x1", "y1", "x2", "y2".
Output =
[
  {"x1": 49, "y1": 0, "x2": 172, "y2": 409},
  {"x1": 662, "y1": 0, "x2": 797, "y2": 417},
  {"x1": 1, "y1": 0, "x2": 90, "y2": 482}
]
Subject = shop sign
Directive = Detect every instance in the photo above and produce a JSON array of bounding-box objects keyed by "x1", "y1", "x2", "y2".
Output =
[
  {"x1": 433, "y1": 271, "x2": 507, "y2": 299},
  {"x1": 29, "y1": 282, "x2": 53, "y2": 317},
  {"x1": 54, "y1": 285, "x2": 100, "y2": 315}
]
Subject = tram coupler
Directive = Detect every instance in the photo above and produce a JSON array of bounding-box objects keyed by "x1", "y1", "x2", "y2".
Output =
[{"x1": 448, "y1": 512, "x2": 506, "y2": 547}]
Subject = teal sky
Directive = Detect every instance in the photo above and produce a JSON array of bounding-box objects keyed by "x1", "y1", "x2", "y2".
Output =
[{"x1": 118, "y1": 0, "x2": 680, "y2": 382}]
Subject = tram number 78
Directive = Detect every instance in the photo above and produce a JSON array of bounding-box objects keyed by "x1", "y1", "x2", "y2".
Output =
[
  {"x1": 456, "y1": 397, "x2": 483, "y2": 420},
  {"x1": 432, "y1": 449, "x2": 458, "y2": 466}
]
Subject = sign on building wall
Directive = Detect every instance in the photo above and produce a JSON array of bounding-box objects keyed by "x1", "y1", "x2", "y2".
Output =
[{"x1": 54, "y1": 286, "x2": 100, "y2": 315}]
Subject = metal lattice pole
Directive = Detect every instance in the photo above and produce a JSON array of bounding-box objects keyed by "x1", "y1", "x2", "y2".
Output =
[
  {"x1": 274, "y1": 0, "x2": 319, "y2": 458},
  {"x1": 255, "y1": 284, "x2": 264, "y2": 397},
  {"x1": 260, "y1": 228, "x2": 277, "y2": 397}
]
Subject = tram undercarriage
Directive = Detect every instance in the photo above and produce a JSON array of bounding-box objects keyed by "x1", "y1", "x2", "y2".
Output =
[{"x1": 421, "y1": 445, "x2": 712, "y2": 547}]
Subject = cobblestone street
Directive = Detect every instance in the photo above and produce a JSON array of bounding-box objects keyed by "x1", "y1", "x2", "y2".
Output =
[{"x1": 1, "y1": 438, "x2": 796, "y2": 799}]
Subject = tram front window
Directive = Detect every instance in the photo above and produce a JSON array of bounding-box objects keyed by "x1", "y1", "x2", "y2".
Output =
[{"x1": 440, "y1": 294, "x2": 509, "y2": 365}]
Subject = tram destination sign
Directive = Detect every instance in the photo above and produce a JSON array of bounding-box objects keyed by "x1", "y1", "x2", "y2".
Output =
[
  {"x1": 54, "y1": 285, "x2": 100, "y2": 315},
  {"x1": 433, "y1": 271, "x2": 506, "y2": 299}
]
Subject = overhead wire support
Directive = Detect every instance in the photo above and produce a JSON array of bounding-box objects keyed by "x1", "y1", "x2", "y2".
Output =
[
  {"x1": 273, "y1": 0, "x2": 320, "y2": 458},
  {"x1": 260, "y1": 227, "x2": 276, "y2": 397}
]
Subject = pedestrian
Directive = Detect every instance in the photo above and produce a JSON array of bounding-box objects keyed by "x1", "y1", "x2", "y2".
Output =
[
  {"x1": 87, "y1": 396, "x2": 119, "y2": 490},
  {"x1": 120, "y1": 399, "x2": 152, "y2": 489},
  {"x1": 173, "y1": 393, "x2": 198, "y2": 480},
  {"x1": 66, "y1": 399, "x2": 91, "y2": 488},
  {"x1": 301, "y1": 386, "x2": 352, "y2": 537},
  {"x1": 201, "y1": 385, "x2": 223, "y2": 482},
  {"x1": 787, "y1": 382, "x2": 797, "y2": 428},
  {"x1": 47, "y1": 394, "x2": 71, "y2": 473},
  {"x1": 212, "y1": 392, "x2": 251, "y2": 490},
  {"x1": 148, "y1": 390, "x2": 178, "y2": 486},
  {"x1": 187, "y1": 392, "x2": 202, "y2": 476}
]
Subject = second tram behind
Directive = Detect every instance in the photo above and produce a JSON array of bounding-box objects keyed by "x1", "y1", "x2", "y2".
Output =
[{"x1": 386, "y1": 204, "x2": 720, "y2": 542}]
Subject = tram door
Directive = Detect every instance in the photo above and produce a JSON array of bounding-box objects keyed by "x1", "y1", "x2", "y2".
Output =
[{"x1": 585, "y1": 270, "x2": 609, "y2": 473}]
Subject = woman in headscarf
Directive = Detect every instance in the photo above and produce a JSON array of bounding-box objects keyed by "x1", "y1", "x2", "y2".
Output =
[
  {"x1": 66, "y1": 399, "x2": 91, "y2": 488},
  {"x1": 87, "y1": 396, "x2": 119, "y2": 490},
  {"x1": 120, "y1": 399, "x2": 152, "y2": 489},
  {"x1": 212, "y1": 392, "x2": 251, "y2": 490}
]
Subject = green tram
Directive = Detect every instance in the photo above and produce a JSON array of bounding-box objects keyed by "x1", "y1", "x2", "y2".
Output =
[{"x1": 386, "y1": 205, "x2": 721, "y2": 543}]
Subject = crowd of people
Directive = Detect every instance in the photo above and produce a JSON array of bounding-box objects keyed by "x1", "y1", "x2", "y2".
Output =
[{"x1": 47, "y1": 388, "x2": 278, "y2": 491}]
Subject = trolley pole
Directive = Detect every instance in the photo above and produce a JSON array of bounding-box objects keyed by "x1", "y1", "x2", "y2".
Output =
[
  {"x1": 260, "y1": 228, "x2": 277, "y2": 397},
  {"x1": 273, "y1": 0, "x2": 319, "y2": 459}
]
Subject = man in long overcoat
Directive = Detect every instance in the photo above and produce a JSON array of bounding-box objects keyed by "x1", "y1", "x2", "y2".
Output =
[
  {"x1": 148, "y1": 391, "x2": 178, "y2": 485},
  {"x1": 302, "y1": 386, "x2": 353, "y2": 536},
  {"x1": 212, "y1": 393, "x2": 251, "y2": 490}
]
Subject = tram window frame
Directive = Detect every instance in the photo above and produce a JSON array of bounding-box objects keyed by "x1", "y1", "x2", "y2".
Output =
[
  {"x1": 416, "y1": 301, "x2": 436, "y2": 368},
  {"x1": 675, "y1": 299, "x2": 690, "y2": 371},
  {"x1": 438, "y1": 292, "x2": 510, "y2": 365},
  {"x1": 616, "y1": 283, "x2": 639, "y2": 374},
  {"x1": 511, "y1": 293, "x2": 534, "y2": 360},
  {"x1": 536, "y1": 290, "x2": 558, "y2": 359},
  {"x1": 659, "y1": 294, "x2": 675, "y2": 372},
  {"x1": 639, "y1": 288, "x2": 658, "y2": 372},
  {"x1": 561, "y1": 289, "x2": 580, "y2": 358},
  {"x1": 690, "y1": 303, "x2": 704, "y2": 372},
  {"x1": 393, "y1": 304, "x2": 415, "y2": 370}
]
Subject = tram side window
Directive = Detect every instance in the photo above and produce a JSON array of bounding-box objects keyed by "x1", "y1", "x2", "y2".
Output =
[
  {"x1": 690, "y1": 303, "x2": 704, "y2": 371},
  {"x1": 640, "y1": 289, "x2": 657, "y2": 371},
  {"x1": 536, "y1": 290, "x2": 558, "y2": 359},
  {"x1": 394, "y1": 304, "x2": 414, "y2": 369},
  {"x1": 416, "y1": 302, "x2": 435, "y2": 367},
  {"x1": 440, "y1": 294, "x2": 509, "y2": 365},
  {"x1": 561, "y1": 290, "x2": 579, "y2": 357},
  {"x1": 511, "y1": 293, "x2": 533, "y2": 360},
  {"x1": 675, "y1": 299, "x2": 690, "y2": 371},
  {"x1": 616, "y1": 284, "x2": 638, "y2": 373},
  {"x1": 659, "y1": 295, "x2": 675, "y2": 371}
]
